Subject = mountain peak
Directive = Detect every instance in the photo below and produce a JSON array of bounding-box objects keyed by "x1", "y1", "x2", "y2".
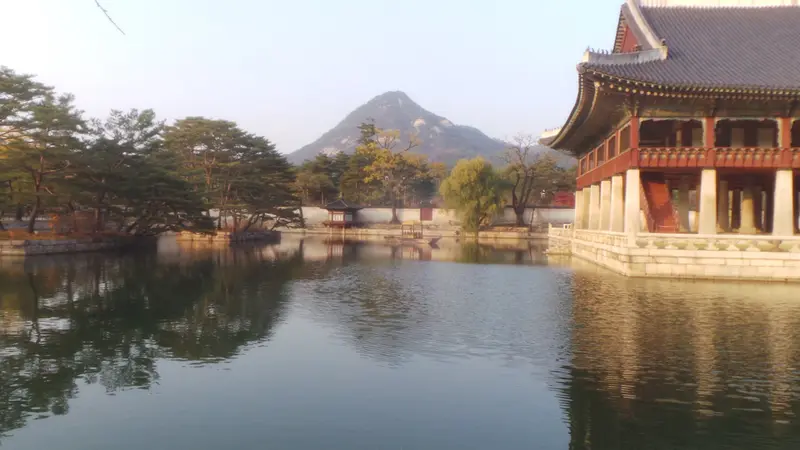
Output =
[
  {"x1": 288, "y1": 93, "x2": 573, "y2": 166},
  {"x1": 371, "y1": 90, "x2": 413, "y2": 102}
]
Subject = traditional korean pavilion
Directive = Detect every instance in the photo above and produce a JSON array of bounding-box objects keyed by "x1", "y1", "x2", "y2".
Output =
[
  {"x1": 323, "y1": 199, "x2": 362, "y2": 228},
  {"x1": 543, "y1": 0, "x2": 800, "y2": 280}
]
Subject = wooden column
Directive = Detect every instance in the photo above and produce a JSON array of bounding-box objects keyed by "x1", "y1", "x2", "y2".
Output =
[
  {"x1": 779, "y1": 117, "x2": 792, "y2": 147},
  {"x1": 629, "y1": 116, "x2": 640, "y2": 168},
  {"x1": 779, "y1": 117, "x2": 792, "y2": 167},
  {"x1": 703, "y1": 117, "x2": 716, "y2": 167}
]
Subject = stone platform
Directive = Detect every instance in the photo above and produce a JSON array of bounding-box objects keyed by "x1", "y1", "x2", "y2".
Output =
[{"x1": 548, "y1": 226, "x2": 800, "y2": 282}]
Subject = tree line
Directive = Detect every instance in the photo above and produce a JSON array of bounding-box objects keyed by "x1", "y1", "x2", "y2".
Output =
[
  {"x1": 0, "y1": 66, "x2": 575, "y2": 236},
  {"x1": 440, "y1": 134, "x2": 576, "y2": 232},
  {"x1": 296, "y1": 124, "x2": 575, "y2": 227},
  {"x1": 0, "y1": 67, "x2": 299, "y2": 235}
]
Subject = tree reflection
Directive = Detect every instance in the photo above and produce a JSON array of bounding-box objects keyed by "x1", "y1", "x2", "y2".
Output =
[{"x1": 0, "y1": 245, "x2": 303, "y2": 439}]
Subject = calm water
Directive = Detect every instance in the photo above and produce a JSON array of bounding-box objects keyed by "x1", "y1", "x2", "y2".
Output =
[{"x1": 1, "y1": 237, "x2": 800, "y2": 449}]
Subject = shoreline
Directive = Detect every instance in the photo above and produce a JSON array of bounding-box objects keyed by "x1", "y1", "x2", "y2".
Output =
[
  {"x1": 0, "y1": 235, "x2": 157, "y2": 257},
  {"x1": 279, "y1": 227, "x2": 548, "y2": 241}
]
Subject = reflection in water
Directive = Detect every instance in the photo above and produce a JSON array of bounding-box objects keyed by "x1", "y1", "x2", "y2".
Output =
[
  {"x1": 562, "y1": 259, "x2": 800, "y2": 449},
  {"x1": 0, "y1": 243, "x2": 304, "y2": 440},
  {"x1": 2, "y1": 237, "x2": 800, "y2": 449}
]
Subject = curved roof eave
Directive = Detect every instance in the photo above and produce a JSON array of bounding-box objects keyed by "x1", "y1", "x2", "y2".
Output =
[{"x1": 541, "y1": 70, "x2": 598, "y2": 152}]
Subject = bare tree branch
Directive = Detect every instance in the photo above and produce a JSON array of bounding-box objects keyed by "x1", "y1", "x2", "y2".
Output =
[{"x1": 95, "y1": 0, "x2": 126, "y2": 35}]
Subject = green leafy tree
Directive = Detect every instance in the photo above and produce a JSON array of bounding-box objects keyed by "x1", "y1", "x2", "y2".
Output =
[
  {"x1": 440, "y1": 157, "x2": 508, "y2": 234},
  {"x1": 0, "y1": 71, "x2": 85, "y2": 233},
  {"x1": 358, "y1": 125, "x2": 421, "y2": 223},
  {"x1": 294, "y1": 155, "x2": 338, "y2": 206},
  {"x1": 224, "y1": 134, "x2": 301, "y2": 231},
  {"x1": 72, "y1": 109, "x2": 164, "y2": 232},
  {"x1": 164, "y1": 117, "x2": 299, "y2": 231},
  {"x1": 339, "y1": 150, "x2": 379, "y2": 205}
]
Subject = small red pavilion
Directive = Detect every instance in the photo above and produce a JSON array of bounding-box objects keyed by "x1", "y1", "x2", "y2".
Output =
[{"x1": 323, "y1": 199, "x2": 362, "y2": 228}]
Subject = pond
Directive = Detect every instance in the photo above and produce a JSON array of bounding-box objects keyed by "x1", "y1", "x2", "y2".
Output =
[{"x1": 1, "y1": 236, "x2": 799, "y2": 449}]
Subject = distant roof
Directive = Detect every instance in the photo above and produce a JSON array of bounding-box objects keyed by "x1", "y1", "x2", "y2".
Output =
[
  {"x1": 324, "y1": 199, "x2": 363, "y2": 211},
  {"x1": 583, "y1": 3, "x2": 800, "y2": 91}
]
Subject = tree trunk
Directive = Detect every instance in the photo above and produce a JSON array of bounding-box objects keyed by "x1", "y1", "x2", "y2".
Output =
[
  {"x1": 15, "y1": 204, "x2": 23, "y2": 221},
  {"x1": 27, "y1": 197, "x2": 40, "y2": 234},
  {"x1": 390, "y1": 191, "x2": 400, "y2": 224},
  {"x1": 94, "y1": 207, "x2": 103, "y2": 233},
  {"x1": 514, "y1": 207, "x2": 525, "y2": 227}
]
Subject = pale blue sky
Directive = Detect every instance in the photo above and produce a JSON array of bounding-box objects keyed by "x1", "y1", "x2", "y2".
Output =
[{"x1": 2, "y1": 0, "x2": 622, "y2": 154}]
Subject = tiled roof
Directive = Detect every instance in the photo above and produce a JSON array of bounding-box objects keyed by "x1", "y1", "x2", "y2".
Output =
[
  {"x1": 324, "y1": 199, "x2": 362, "y2": 211},
  {"x1": 584, "y1": 5, "x2": 800, "y2": 90}
]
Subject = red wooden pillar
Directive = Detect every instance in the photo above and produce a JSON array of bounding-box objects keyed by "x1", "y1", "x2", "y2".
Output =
[
  {"x1": 779, "y1": 117, "x2": 792, "y2": 148},
  {"x1": 778, "y1": 117, "x2": 793, "y2": 167},
  {"x1": 629, "y1": 116, "x2": 640, "y2": 168},
  {"x1": 703, "y1": 117, "x2": 716, "y2": 167}
]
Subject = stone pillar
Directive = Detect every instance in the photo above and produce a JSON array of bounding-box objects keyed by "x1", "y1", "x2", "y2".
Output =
[
  {"x1": 739, "y1": 180, "x2": 757, "y2": 234},
  {"x1": 698, "y1": 169, "x2": 717, "y2": 235},
  {"x1": 677, "y1": 176, "x2": 691, "y2": 232},
  {"x1": 599, "y1": 179, "x2": 612, "y2": 230},
  {"x1": 765, "y1": 187, "x2": 774, "y2": 233},
  {"x1": 574, "y1": 189, "x2": 585, "y2": 229},
  {"x1": 581, "y1": 187, "x2": 591, "y2": 229},
  {"x1": 731, "y1": 189, "x2": 741, "y2": 230},
  {"x1": 624, "y1": 169, "x2": 641, "y2": 245},
  {"x1": 717, "y1": 179, "x2": 730, "y2": 232},
  {"x1": 773, "y1": 169, "x2": 795, "y2": 236},
  {"x1": 588, "y1": 184, "x2": 601, "y2": 230},
  {"x1": 754, "y1": 185, "x2": 763, "y2": 231},
  {"x1": 610, "y1": 174, "x2": 625, "y2": 232}
]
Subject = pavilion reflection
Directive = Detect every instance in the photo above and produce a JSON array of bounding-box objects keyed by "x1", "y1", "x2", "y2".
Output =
[{"x1": 561, "y1": 259, "x2": 800, "y2": 449}]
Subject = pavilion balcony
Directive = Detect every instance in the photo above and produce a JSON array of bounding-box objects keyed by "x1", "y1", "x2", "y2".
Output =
[{"x1": 577, "y1": 147, "x2": 800, "y2": 188}]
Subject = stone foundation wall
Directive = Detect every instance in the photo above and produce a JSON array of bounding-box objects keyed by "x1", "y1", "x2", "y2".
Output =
[
  {"x1": 176, "y1": 231, "x2": 281, "y2": 243},
  {"x1": 0, "y1": 236, "x2": 151, "y2": 256},
  {"x1": 283, "y1": 227, "x2": 547, "y2": 241},
  {"x1": 546, "y1": 226, "x2": 574, "y2": 255},
  {"x1": 549, "y1": 228, "x2": 800, "y2": 282}
]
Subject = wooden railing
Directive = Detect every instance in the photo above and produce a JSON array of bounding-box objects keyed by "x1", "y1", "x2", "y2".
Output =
[
  {"x1": 578, "y1": 147, "x2": 800, "y2": 189},
  {"x1": 576, "y1": 147, "x2": 634, "y2": 188},
  {"x1": 638, "y1": 147, "x2": 800, "y2": 168}
]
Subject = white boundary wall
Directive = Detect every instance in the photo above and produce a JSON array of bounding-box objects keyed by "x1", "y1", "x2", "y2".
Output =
[{"x1": 300, "y1": 206, "x2": 574, "y2": 227}]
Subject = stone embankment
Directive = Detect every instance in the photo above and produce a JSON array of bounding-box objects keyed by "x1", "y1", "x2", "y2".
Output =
[
  {"x1": 281, "y1": 226, "x2": 547, "y2": 241},
  {"x1": 176, "y1": 230, "x2": 281, "y2": 243},
  {"x1": 0, "y1": 236, "x2": 153, "y2": 256}
]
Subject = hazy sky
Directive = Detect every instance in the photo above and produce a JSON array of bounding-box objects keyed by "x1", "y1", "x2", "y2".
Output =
[{"x1": 2, "y1": 0, "x2": 622, "y2": 154}]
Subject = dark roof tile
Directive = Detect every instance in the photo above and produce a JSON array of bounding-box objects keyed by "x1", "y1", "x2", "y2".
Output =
[
  {"x1": 324, "y1": 199, "x2": 362, "y2": 211},
  {"x1": 585, "y1": 6, "x2": 800, "y2": 90}
]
